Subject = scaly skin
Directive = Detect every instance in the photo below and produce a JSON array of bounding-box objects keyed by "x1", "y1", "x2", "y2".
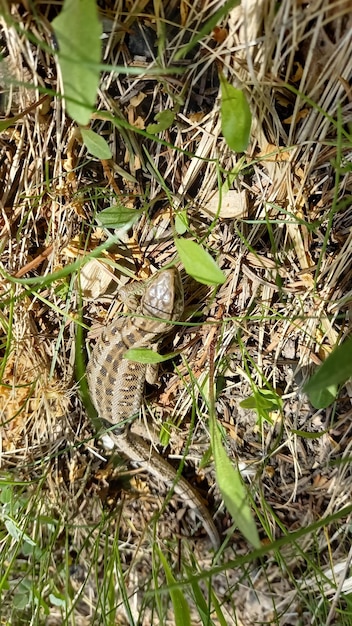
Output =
[{"x1": 86, "y1": 268, "x2": 220, "y2": 549}]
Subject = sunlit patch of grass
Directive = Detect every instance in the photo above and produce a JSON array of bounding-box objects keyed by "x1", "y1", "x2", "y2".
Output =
[{"x1": 1, "y1": 0, "x2": 352, "y2": 623}]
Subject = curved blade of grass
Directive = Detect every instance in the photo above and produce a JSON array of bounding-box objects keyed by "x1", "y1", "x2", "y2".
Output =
[
  {"x1": 188, "y1": 576, "x2": 221, "y2": 626},
  {"x1": 158, "y1": 549, "x2": 191, "y2": 626},
  {"x1": 0, "y1": 95, "x2": 50, "y2": 132},
  {"x1": 75, "y1": 295, "x2": 101, "y2": 434},
  {"x1": 210, "y1": 417, "x2": 260, "y2": 549}
]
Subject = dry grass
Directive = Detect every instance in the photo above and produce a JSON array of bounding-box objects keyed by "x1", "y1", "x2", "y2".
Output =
[{"x1": 1, "y1": 0, "x2": 352, "y2": 624}]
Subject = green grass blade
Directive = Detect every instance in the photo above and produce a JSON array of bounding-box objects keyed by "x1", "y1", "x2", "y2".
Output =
[
  {"x1": 158, "y1": 549, "x2": 191, "y2": 626},
  {"x1": 210, "y1": 417, "x2": 260, "y2": 549}
]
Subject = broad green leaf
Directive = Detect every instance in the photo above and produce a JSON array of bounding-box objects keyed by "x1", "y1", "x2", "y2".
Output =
[
  {"x1": 239, "y1": 396, "x2": 257, "y2": 410},
  {"x1": 52, "y1": 0, "x2": 101, "y2": 125},
  {"x1": 96, "y1": 205, "x2": 143, "y2": 230},
  {"x1": 147, "y1": 109, "x2": 175, "y2": 134},
  {"x1": 123, "y1": 348, "x2": 178, "y2": 364},
  {"x1": 305, "y1": 384, "x2": 338, "y2": 410},
  {"x1": 0, "y1": 484, "x2": 12, "y2": 504},
  {"x1": 5, "y1": 518, "x2": 22, "y2": 541},
  {"x1": 240, "y1": 389, "x2": 281, "y2": 411},
  {"x1": 13, "y1": 591, "x2": 30, "y2": 610},
  {"x1": 304, "y1": 337, "x2": 352, "y2": 408},
  {"x1": 158, "y1": 550, "x2": 191, "y2": 626},
  {"x1": 210, "y1": 419, "x2": 260, "y2": 549},
  {"x1": 219, "y1": 72, "x2": 251, "y2": 152},
  {"x1": 81, "y1": 128, "x2": 112, "y2": 159},
  {"x1": 175, "y1": 239, "x2": 226, "y2": 285}
]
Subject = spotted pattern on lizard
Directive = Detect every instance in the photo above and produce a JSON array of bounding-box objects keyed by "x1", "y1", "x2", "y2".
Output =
[{"x1": 86, "y1": 268, "x2": 220, "y2": 548}]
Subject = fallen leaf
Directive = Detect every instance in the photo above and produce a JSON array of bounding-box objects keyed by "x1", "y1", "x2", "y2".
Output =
[{"x1": 205, "y1": 189, "x2": 248, "y2": 218}]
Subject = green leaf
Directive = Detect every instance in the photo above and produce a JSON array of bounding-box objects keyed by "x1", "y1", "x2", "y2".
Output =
[
  {"x1": 0, "y1": 116, "x2": 21, "y2": 132},
  {"x1": 306, "y1": 384, "x2": 338, "y2": 410},
  {"x1": 123, "y1": 348, "x2": 178, "y2": 364},
  {"x1": 4, "y1": 518, "x2": 22, "y2": 541},
  {"x1": 210, "y1": 588, "x2": 228, "y2": 626},
  {"x1": 240, "y1": 392, "x2": 274, "y2": 410},
  {"x1": 52, "y1": 0, "x2": 102, "y2": 125},
  {"x1": 49, "y1": 593, "x2": 67, "y2": 608},
  {"x1": 188, "y1": 578, "x2": 216, "y2": 624},
  {"x1": 4, "y1": 518, "x2": 36, "y2": 546},
  {"x1": 81, "y1": 128, "x2": 112, "y2": 159},
  {"x1": 147, "y1": 109, "x2": 175, "y2": 134},
  {"x1": 159, "y1": 420, "x2": 172, "y2": 446},
  {"x1": 175, "y1": 239, "x2": 226, "y2": 285},
  {"x1": 175, "y1": 210, "x2": 188, "y2": 235},
  {"x1": 0, "y1": 484, "x2": 12, "y2": 505},
  {"x1": 240, "y1": 387, "x2": 282, "y2": 426},
  {"x1": 13, "y1": 590, "x2": 30, "y2": 610},
  {"x1": 239, "y1": 396, "x2": 257, "y2": 410},
  {"x1": 291, "y1": 429, "x2": 327, "y2": 439},
  {"x1": 304, "y1": 337, "x2": 352, "y2": 409},
  {"x1": 198, "y1": 445, "x2": 213, "y2": 470},
  {"x1": 211, "y1": 419, "x2": 260, "y2": 549},
  {"x1": 219, "y1": 72, "x2": 251, "y2": 152},
  {"x1": 158, "y1": 550, "x2": 191, "y2": 626},
  {"x1": 96, "y1": 205, "x2": 143, "y2": 230}
]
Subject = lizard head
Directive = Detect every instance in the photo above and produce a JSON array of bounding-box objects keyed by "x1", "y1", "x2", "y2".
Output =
[{"x1": 141, "y1": 268, "x2": 184, "y2": 322}]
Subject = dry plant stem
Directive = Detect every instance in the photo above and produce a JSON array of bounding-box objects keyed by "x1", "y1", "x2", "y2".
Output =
[
  {"x1": 13, "y1": 244, "x2": 54, "y2": 277},
  {"x1": 86, "y1": 268, "x2": 220, "y2": 548},
  {"x1": 2, "y1": 94, "x2": 50, "y2": 124}
]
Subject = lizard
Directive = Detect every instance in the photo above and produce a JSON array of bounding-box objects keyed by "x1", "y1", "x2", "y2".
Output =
[{"x1": 86, "y1": 267, "x2": 220, "y2": 549}]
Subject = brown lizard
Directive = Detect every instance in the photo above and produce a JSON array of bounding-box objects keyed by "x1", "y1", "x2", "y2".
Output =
[{"x1": 86, "y1": 267, "x2": 220, "y2": 548}]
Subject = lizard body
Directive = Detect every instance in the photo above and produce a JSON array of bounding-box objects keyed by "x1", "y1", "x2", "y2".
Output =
[{"x1": 86, "y1": 268, "x2": 220, "y2": 548}]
